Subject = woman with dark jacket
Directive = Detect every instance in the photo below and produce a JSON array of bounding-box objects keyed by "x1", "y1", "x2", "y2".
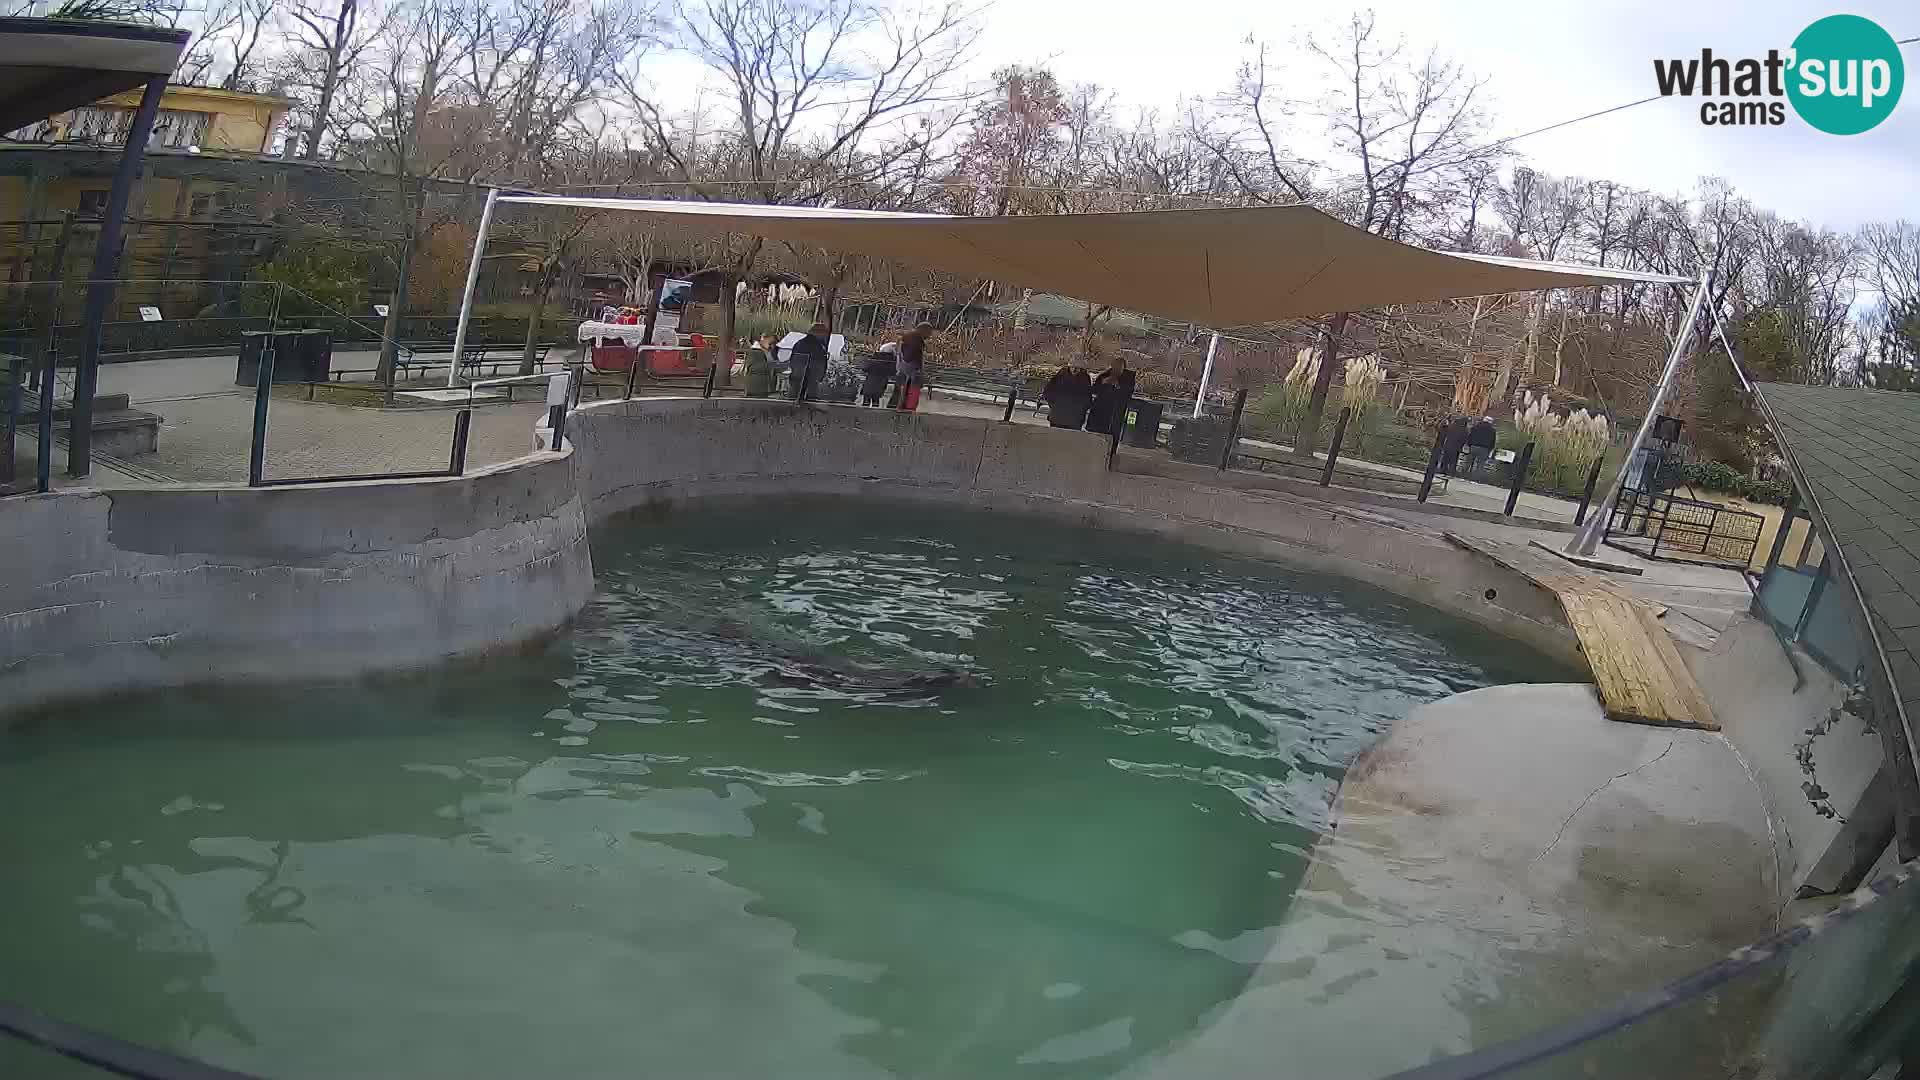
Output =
[
  {"x1": 860, "y1": 343, "x2": 897, "y2": 406},
  {"x1": 1043, "y1": 362, "x2": 1093, "y2": 428},
  {"x1": 788, "y1": 322, "x2": 830, "y2": 402},
  {"x1": 1085, "y1": 359, "x2": 1137, "y2": 435},
  {"x1": 893, "y1": 322, "x2": 933, "y2": 412}
]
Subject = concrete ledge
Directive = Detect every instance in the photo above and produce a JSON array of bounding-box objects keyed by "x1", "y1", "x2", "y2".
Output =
[
  {"x1": 0, "y1": 450, "x2": 593, "y2": 714},
  {"x1": 1151, "y1": 683, "x2": 1776, "y2": 1077}
]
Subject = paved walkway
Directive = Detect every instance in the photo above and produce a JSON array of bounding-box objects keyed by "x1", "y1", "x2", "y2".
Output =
[{"x1": 14, "y1": 352, "x2": 552, "y2": 488}]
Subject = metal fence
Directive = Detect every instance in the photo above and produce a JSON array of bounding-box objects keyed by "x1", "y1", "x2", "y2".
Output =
[
  {"x1": 1603, "y1": 486, "x2": 1766, "y2": 570},
  {"x1": 1, "y1": 275, "x2": 589, "y2": 496}
]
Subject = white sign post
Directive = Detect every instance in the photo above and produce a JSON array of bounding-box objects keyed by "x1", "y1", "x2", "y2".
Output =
[{"x1": 138, "y1": 306, "x2": 161, "y2": 322}]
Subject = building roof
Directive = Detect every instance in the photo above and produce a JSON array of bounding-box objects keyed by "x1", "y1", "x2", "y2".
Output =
[
  {"x1": 500, "y1": 195, "x2": 1691, "y2": 329},
  {"x1": 0, "y1": 17, "x2": 187, "y2": 134},
  {"x1": 1754, "y1": 382, "x2": 1920, "y2": 774}
]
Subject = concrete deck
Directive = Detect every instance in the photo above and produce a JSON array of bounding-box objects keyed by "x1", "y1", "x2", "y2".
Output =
[{"x1": 1144, "y1": 683, "x2": 1778, "y2": 1078}]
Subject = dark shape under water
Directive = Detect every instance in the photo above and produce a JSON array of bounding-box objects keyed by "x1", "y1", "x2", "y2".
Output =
[{"x1": 711, "y1": 617, "x2": 983, "y2": 696}]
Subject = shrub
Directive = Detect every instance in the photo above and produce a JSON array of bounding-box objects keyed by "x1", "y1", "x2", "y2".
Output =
[
  {"x1": 1248, "y1": 380, "x2": 1312, "y2": 441},
  {"x1": 1683, "y1": 461, "x2": 1744, "y2": 494},
  {"x1": 1741, "y1": 478, "x2": 1796, "y2": 506}
]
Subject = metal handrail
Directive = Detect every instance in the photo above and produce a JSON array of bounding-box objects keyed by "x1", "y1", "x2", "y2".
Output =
[{"x1": 466, "y1": 370, "x2": 569, "y2": 409}]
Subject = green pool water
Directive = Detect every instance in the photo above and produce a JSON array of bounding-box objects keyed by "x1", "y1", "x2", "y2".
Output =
[{"x1": 0, "y1": 500, "x2": 1563, "y2": 1079}]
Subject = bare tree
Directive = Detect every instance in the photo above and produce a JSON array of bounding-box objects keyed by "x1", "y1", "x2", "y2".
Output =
[
  {"x1": 332, "y1": 0, "x2": 495, "y2": 386},
  {"x1": 616, "y1": 0, "x2": 979, "y2": 379},
  {"x1": 287, "y1": 0, "x2": 384, "y2": 160},
  {"x1": 1208, "y1": 14, "x2": 1498, "y2": 453},
  {"x1": 1493, "y1": 167, "x2": 1583, "y2": 399}
]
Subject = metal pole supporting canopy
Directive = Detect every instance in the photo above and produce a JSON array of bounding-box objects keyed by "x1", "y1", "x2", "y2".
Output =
[
  {"x1": 447, "y1": 187, "x2": 500, "y2": 388},
  {"x1": 1567, "y1": 268, "x2": 1712, "y2": 556},
  {"x1": 1193, "y1": 331, "x2": 1219, "y2": 418}
]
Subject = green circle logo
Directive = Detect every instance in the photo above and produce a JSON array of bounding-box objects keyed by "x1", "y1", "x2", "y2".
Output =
[{"x1": 1788, "y1": 14, "x2": 1903, "y2": 135}]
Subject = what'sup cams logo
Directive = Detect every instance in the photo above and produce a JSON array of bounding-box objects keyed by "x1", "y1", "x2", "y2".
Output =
[{"x1": 1654, "y1": 14, "x2": 1904, "y2": 134}]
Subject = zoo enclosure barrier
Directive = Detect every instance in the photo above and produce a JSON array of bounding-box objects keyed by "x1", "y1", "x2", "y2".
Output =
[
  {"x1": 1, "y1": 276, "x2": 583, "y2": 495},
  {"x1": 1602, "y1": 483, "x2": 1766, "y2": 571}
]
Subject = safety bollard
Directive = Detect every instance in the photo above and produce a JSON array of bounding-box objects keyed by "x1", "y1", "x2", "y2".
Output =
[
  {"x1": 1217, "y1": 388, "x2": 1249, "y2": 471},
  {"x1": 449, "y1": 409, "x2": 472, "y2": 475},
  {"x1": 1320, "y1": 406, "x2": 1352, "y2": 487},
  {"x1": 1573, "y1": 455, "x2": 1606, "y2": 526},
  {"x1": 1505, "y1": 441, "x2": 1536, "y2": 516},
  {"x1": 1418, "y1": 426, "x2": 1446, "y2": 503}
]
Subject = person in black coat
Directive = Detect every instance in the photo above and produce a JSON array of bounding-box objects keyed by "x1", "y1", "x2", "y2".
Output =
[
  {"x1": 1440, "y1": 415, "x2": 1470, "y2": 476},
  {"x1": 1043, "y1": 362, "x2": 1093, "y2": 428},
  {"x1": 860, "y1": 343, "x2": 896, "y2": 406},
  {"x1": 1085, "y1": 359, "x2": 1137, "y2": 435},
  {"x1": 789, "y1": 322, "x2": 830, "y2": 402},
  {"x1": 1464, "y1": 415, "x2": 1498, "y2": 482}
]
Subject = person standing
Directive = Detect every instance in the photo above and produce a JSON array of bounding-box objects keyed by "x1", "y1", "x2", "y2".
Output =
[
  {"x1": 1085, "y1": 358, "x2": 1137, "y2": 436},
  {"x1": 789, "y1": 322, "x2": 830, "y2": 403},
  {"x1": 860, "y1": 342, "x2": 897, "y2": 406},
  {"x1": 1042, "y1": 361, "x2": 1092, "y2": 429},
  {"x1": 1440, "y1": 414, "x2": 1470, "y2": 476},
  {"x1": 893, "y1": 322, "x2": 933, "y2": 412},
  {"x1": 743, "y1": 332, "x2": 777, "y2": 398},
  {"x1": 1465, "y1": 415, "x2": 1498, "y2": 482}
]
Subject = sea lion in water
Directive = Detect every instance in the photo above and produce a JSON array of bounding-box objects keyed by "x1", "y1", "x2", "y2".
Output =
[{"x1": 710, "y1": 618, "x2": 980, "y2": 695}]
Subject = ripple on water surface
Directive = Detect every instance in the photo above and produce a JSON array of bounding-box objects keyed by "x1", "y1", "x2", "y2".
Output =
[{"x1": 0, "y1": 499, "x2": 1563, "y2": 1079}]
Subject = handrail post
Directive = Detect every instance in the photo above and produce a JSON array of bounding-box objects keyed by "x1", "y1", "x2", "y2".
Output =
[
  {"x1": 1320, "y1": 406, "x2": 1352, "y2": 487},
  {"x1": 247, "y1": 345, "x2": 274, "y2": 486},
  {"x1": 1574, "y1": 455, "x2": 1605, "y2": 526},
  {"x1": 1504, "y1": 440, "x2": 1535, "y2": 516},
  {"x1": 1216, "y1": 388, "x2": 1248, "y2": 471},
  {"x1": 623, "y1": 348, "x2": 640, "y2": 400},
  {"x1": 449, "y1": 408, "x2": 471, "y2": 475},
  {"x1": 1418, "y1": 426, "x2": 1446, "y2": 502},
  {"x1": 702, "y1": 362, "x2": 717, "y2": 399},
  {"x1": 1002, "y1": 375, "x2": 1018, "y2": 422},
  {"x1": 1108, "y1": 396, "x2": 1131, "y2": 468},
  {"x1": 1763, "y1": 490, "x2": 1799, "y2": 572}
]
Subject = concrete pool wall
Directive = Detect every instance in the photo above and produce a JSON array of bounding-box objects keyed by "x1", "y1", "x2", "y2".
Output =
[
  {"x1": 1, "y1": 395, "x2": 1604, "y2": 712},
  {"x1": 565, "y1": 397, "x2": 1583, "y2": 668},
  {"x1": 0, "y1": 450, "x2": 591, "y2": 713}
]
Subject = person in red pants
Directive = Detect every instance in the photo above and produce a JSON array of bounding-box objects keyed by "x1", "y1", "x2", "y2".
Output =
[{"x1": 894, "y1": 322, "x2": 933, "y2": 412}]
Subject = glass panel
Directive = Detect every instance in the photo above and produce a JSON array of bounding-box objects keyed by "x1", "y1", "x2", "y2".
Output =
[
  {"x1": 1755, "y1": 564, "x2": 1816, "y2": 635},
  {"x1": 1801, "y1": 573, "x2": 1866, "y2": 678},
  {"x1": 1414, "y1": 864, "x2": 1920, "y2": 1080}
]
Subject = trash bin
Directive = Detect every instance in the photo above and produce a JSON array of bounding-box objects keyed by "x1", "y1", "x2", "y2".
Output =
[
  {"x1": 292, "y1": 329, "x2": 334, "y2": 382},
  {"x1": 236, "y1": 330, "x2": 334, "y2": 385},
  {"x1": 1127, "y1": 399, "x2": 1165, "y2": 448}
]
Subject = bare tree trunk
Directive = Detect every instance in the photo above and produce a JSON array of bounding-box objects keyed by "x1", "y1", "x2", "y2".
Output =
[
  {"x1": 376, "y1": 187, "x2": 421, "y2": 390},
  {"x1": 306, "y1": 63, "x2": 342, "y2": 159},
  {"x1": 1552, "y1": 306, "x2": 1570, "y2": 388},
  {"x1": 820, "y1": 283, "x2": 840, "y2": 333},
  {"x1": 520, "y1": 265, "x2": 554, "y2": 375},
  {"x1": 1295, "y1": 311, "x2": 1349, "y2": 457},
  {"x1": 302, "y1": 0, "x2": 356, "y2": 160}
]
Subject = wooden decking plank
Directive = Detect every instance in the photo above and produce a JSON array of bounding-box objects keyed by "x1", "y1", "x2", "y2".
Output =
[{"x1": 1444, "y1": 532, "x2": 1718, "y2": 730}]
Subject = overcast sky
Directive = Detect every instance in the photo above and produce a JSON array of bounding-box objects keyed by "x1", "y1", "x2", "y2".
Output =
[{"x1": 967, "y1": 0, "x2": 1918, "y2": 232}]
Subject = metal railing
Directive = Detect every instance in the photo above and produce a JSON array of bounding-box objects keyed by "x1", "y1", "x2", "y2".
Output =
[{"x1": 1604, "y1": 485, "x2": 1766, "y2": 569}]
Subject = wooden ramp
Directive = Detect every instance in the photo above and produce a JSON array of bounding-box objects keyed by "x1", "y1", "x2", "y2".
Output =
[{"x1": 1446, "y1": 532, "x2": 1718, "y2": 731}]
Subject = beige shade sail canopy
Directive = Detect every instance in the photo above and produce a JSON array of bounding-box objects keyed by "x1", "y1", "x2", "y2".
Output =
[{"x1": 501, "y1": 195, "x2": 1687, "y2": 327}]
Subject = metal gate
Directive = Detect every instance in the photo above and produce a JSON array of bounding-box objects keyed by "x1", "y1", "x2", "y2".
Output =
[{"x1": 1604, "y1": 485, "x2": 1765, "y2": 570}]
